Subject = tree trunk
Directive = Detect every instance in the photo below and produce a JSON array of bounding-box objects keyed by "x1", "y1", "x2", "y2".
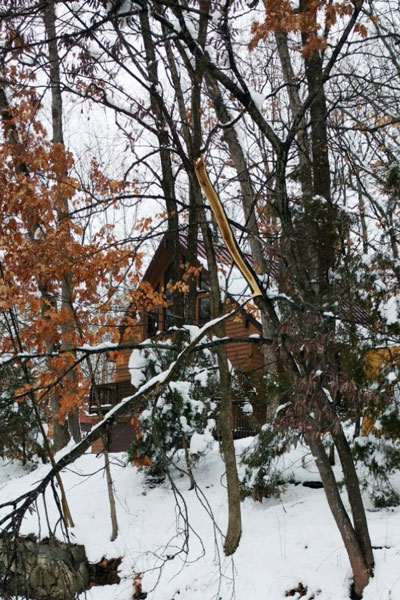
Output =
[
  {"x1": 103, "y1": 440, "x2": 119, "y2": 541},
  {"x1": 164, "y1": 14, "x2": 243, "y2": 554},
  {"x1": 194, "y1": 183, "x2": 242, "y2": 555},
  {"x1": 163, "y1": 35, "x2": 199, "y2": 326},
  {"x1": 333, "y1": 427, "x2": 374, "y2": 570},
  {"x1": 217, "y1": 344, "x2": 242, "y2": 555},
  {"x1": 139, "y1": 9, "x2": 184, "y2": 331},
  {"x1": 305, "y1": 429, "x2": 372, "y2": 598},
  {"x1": 205, "y1": 74, "x2": 279, "y2": 420},
  {"x1": 274, "y1": 30, "x2": 312, "y2": 198},
  {"x1": 43, "y1": 0, "x2": 81, "y2": 445}
]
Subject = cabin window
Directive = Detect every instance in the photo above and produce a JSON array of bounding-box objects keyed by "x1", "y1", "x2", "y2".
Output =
[
  {"x1": 198, "y1": 296, "x2": 211, "y2": 326},
  {"x1": 198, "y1": 270, "x2": 210, "y2": 292},
  {"x1": 147, "y1": 309, "x2": 159, "y2": 338},
  {"x1": 164, "y1": 306, "x2": 175, "y2": 331},
  {"x1": 164, "y1": 264, "x2": 173, "y2": 299}
]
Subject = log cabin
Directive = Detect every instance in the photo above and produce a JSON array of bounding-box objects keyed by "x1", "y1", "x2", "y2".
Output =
[{"x1": 84, "y1": 234, "x2": 265, "y2": 452}]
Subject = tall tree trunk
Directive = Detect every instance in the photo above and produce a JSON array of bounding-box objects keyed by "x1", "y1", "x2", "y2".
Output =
[
  {"x1": 289, "y1": 5, "x2": 374, "y2": 592},
  {"x1": 274, "y1": 31, "x2": 312, "y2": 199},
  {"x1": 43, "y1": 0, "x2": 81, "y2": 445},
  {"x1": 186, "y1": 9, "x2": 242, "y2": 552},
  {"x1": 1, "y1": 77, "x2": 71, "y2": 449},
  {"x1": 165, "y1": 25, "x2": 242, "y2": 538},
  {"x1": 90, "y1": 377, "x2": 119, "y2": 541},
  {"x1": 196, "y1": 188, "x2": 242, "y2": 555},
  {"x1": 163, "y1": 35, "x2": 199, "y2": 325},
  {"x1": 139, "y1": 9, "x2": 184, "y2": 331}
]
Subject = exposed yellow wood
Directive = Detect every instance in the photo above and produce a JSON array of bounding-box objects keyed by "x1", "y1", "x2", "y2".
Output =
[
  {"x1": 194, "y1": 155, "x2": 263, "y2": 298},
  {"x1": 362, "y1": 345, "x2": 400, "y2": 436},
  {"x1": 364, "y1": 346, "x2": 400, "y2": 379}
]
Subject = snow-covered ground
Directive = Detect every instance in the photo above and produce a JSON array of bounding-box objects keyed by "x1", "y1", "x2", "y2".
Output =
[{"x1": 1, "y1": 440, "x2": 400, "y2": 600}]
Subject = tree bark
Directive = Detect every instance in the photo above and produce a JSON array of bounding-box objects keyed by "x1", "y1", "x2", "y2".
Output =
[
  {"x1": 274, "y1": 31, "x2": 312, "y2": 199},
  {"x1": 197, "y1": 205, "x2": 242, "y2": 555},
  {"x1": 43, "y1": 0, "x2": 81, "y2": 445},
  {"x1": 163, "y1": 35, "x2": 198, "y2": 325},
  {"x1": 306, "y1": 429, "x2": 372, "y2": 598},
  {"x1": 205, "y1": 74, "x2": 278, "y2": 420},
  {"x1": 332, "y1": 427, "x2": 374, "y2": 570},
  {"x1": 139, "y1": 8, "x2": 184, "y2": 330},
  {"x1": 166, "y1": 10, "x2": 243, "y2": 553}
]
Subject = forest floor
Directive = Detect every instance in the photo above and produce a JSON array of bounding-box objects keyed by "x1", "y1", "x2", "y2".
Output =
[{"x1": 0, "y1": 439, "x2": 399, "y2": 600}]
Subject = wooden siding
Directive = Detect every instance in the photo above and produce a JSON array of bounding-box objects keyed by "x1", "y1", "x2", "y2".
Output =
[
  {"x1": 92, "y1": 437, "x2": 104, "y2": 454},
  {"x1": 114, "y1": 310, "x2": 263, "y2": 384},
  {"x1": 114, "y1": 349, "x2": 133, "y2": 383},
  {"x1": 225, "y1": 314, "x2": 260, "y2": 369},
  {"x1": 90, "y1": 420, "x2": 136, "y2": 454}
]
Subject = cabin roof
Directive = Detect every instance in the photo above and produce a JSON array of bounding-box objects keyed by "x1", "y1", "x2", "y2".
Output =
[
  {"x1": 130, "y1": 231, "x2": 368, "y2": 330},
  {"x1": 142, "y1": 233, "x2": 246, "y2": 283},
  {"x1": 141, "y1": 232, "x2": 281, "y2": 304},
  {"x1": 117, "y1": 232, "x2": 263, "y2": 338}
]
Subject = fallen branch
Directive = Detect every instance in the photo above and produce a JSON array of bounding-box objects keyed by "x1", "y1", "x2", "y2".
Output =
[{"x1": 0, "y1": 307, "x2": 243, "y2": 532}]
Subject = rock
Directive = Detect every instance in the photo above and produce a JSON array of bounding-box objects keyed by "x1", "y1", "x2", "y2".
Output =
[{"x1": 0, "y1": 534, "x2": 90, "y2": 600}]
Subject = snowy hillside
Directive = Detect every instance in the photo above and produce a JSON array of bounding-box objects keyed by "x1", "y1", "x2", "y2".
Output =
[{"x1": 1, "y1": 440, "x2": 399, "y2": 600}]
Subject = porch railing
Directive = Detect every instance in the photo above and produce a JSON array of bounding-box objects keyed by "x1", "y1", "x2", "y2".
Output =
[
  {"x1": 89, "y1": 381, "x2": 255, "y2": 439},
  {"x1": 89, "y1": 380, "x2": 135, "y2": 414}
]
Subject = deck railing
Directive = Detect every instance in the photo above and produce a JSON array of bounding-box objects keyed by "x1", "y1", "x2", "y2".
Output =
[
  {"x1": 89, "y1": 380, "x2": 135, "y2": 414},
  {"x1": 89, "y1": 381, "x2": 255, "y2": 438}
]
